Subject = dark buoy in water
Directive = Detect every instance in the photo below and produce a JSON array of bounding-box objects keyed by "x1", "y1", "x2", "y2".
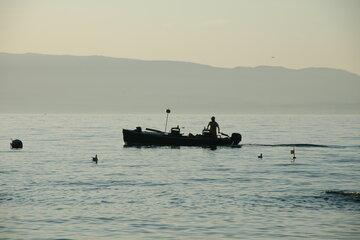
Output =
[
  {"x1": 92, "y1": 154, "x2": 98, "y2": 164},
  {"x1": 10, "y1": 139, "x2": 23, "y2": 149},
  {"x1": 258, "y1": 153, "x2": 263, "y2": 159}
]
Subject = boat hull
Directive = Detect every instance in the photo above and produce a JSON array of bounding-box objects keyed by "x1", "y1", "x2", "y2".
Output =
[{"x1": 123, "y1": 129, "x2": 241, "y2": 147}]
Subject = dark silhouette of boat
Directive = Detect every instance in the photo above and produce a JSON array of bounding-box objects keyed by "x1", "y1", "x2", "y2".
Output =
[{"x1": 123, "y1": 127, "x2": 242, "y2": 147}]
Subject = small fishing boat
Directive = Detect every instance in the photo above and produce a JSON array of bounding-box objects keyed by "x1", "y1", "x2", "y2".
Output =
[
  {"x1": 123, "y1": 127, "x2": 241, "y2": 147},
  {"x1": 123, "y1": 109, "x2": 242, "y2": 147}
]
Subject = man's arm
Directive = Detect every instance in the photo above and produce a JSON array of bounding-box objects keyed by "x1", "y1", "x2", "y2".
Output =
[{"x1": 207, "y1": 122, "x2": 210, "y2": 129}]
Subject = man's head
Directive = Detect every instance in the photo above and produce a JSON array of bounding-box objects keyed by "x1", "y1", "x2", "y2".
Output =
[{"x1": 211, "y1": 116, "x2": 215, "y2": 122}]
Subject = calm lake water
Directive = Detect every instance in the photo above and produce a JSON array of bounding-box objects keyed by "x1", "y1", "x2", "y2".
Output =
[{"x1": 1, "y1": 114, "x2": 359, "y2": 239}]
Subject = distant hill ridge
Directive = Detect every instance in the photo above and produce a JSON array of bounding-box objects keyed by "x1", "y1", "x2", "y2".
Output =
[{"x1": 0, "y1": 53, "x2": 359, "y2": 113}]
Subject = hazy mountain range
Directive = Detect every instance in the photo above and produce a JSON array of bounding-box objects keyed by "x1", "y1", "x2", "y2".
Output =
[{"x1": 0, "y1": 53, "x2": 359, "y2": 113}]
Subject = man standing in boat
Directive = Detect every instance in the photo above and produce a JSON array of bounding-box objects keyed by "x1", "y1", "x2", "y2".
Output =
[{"x1": 207, "y1": 116, "x2": 220, "y2": 138}]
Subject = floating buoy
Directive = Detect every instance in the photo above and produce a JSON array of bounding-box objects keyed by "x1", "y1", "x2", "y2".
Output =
[
  {"x1": 92, "y1": 154, "x2": 98, "y2": 164},
  {"x1": 10, "y1": 139, "x2": 23, "y2": 149},
  {"x1": 290, "y1": 148, "x2": 295, "y2": 155},
  {"x1": 291, "y1": 147, "x2": 296, "y2": 162}
]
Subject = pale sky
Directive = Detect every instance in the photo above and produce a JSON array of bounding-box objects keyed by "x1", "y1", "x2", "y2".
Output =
[{"x1": 0, "y1": 0, "x2": 359, "y2": 74}]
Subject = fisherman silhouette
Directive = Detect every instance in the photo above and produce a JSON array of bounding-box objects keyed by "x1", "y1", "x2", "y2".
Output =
[{"x1": 207, "y1": 116, "x2": 220, "y2": 138}]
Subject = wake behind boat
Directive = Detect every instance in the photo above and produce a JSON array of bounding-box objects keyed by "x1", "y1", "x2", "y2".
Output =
[{"x1": 122, "y1": 109, "x2": 242, "y2": 147}]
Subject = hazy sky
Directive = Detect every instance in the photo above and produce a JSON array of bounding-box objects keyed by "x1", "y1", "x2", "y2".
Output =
[{"x1": 0, "y1": 0, "x2": 359, "y2": 74}]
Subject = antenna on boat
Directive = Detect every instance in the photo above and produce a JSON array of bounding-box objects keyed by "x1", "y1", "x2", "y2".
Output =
[{"x1": 165, "y1": 109, "x2": 171, "y2": 132}]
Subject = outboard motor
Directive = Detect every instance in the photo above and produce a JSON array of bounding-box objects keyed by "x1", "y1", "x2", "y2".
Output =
[
  {"x1": 11, "y1": 139, "x2": 23, "y2": 149},
  {"x1": 231, "y1": 133, "x2": 242, "y2": 145}
]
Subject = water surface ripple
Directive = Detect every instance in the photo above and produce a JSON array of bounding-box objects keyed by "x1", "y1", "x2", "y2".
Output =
[{"x1": 0, "y1": 114, "x2": 359, "y2": 239}]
